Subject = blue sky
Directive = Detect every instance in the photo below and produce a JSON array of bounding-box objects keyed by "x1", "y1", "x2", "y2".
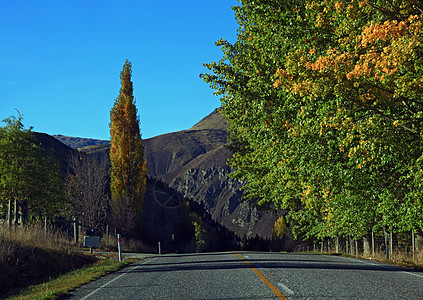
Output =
[{"x1": 0, "y1": 0, "x2": 239, "y2": 140}]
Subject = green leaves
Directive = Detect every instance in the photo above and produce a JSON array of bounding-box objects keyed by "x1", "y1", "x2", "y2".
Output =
[
  {"x1": 0, "y1": 113, "x2": 65, "y2": 220},
  {"x1": 202, "y1": 0, "x2": 423, "y2": 241}
]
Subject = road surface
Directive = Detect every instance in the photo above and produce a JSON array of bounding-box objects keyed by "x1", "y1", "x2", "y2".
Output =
[{"x1": 65, "y1": 251, "x2": 423, "y2": 299}]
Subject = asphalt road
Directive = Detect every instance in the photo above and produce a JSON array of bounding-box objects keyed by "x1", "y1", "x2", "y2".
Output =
[{"x1": 65, "y1": 251, "x2": 423, "y2": 299}]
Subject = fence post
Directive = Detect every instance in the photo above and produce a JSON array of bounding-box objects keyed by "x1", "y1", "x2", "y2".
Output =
[
  {"x1": 73, "y1": 217, "x2": 78, "y2": 244},
  {"x1": 390, "y1": 231, "x2": 393, "y2": 258},
  {"x1": 117, "y1": 234, "x2": 122, "y2": 261}
]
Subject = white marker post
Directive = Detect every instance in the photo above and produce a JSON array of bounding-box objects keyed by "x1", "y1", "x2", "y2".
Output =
[
  {"x1": 117, "y1": 234, "x2": 123, "y2": 261},
  {"x1": 158, "y1": 242, "x2": 161, "y2": 255},
  {"x1": 386, "y1": 235, "x2": 390, "y2": 260}
]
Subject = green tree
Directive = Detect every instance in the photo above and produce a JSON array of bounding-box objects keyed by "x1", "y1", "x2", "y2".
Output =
[
  {"x1": 202, "y1": 0, "x2": 423, "y2": 241},
  {"x1": 109, "y1": 60, "x2": 147, "y2": 237},
  {"x1": 0, "y1": 112, "x2": 64, "y2": 225}
]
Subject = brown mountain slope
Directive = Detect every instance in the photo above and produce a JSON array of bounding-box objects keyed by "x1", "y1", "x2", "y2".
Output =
[
  {"x1": 53, "y1": 108, "x2": 280, "y2": 241},
  {"x1": 189, "y1": 108, "x2": 228, "y2": 131},
  {"x1": 144, "y1": 129, "x2": 229, "y2": 178}
]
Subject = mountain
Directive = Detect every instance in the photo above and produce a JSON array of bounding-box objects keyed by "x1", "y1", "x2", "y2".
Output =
[
  {"x1": 51, "y1": 108, "x2": 282, "y2": 242},
  {"x1": 53, "y1": 134, "x2": 110, "y2": 149},
  {"x1": 33, "y1": 131, "x2": 237, "y2": 253},
  {"x1": 189, "y1": 108, "x2": 228, "y2": 131},
  {"x1": 33, "y1": 132, "x2": 77, "y2": 173}
]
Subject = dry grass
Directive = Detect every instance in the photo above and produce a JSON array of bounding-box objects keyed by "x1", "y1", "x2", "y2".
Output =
[
  {"x1": 0, "y1": 223, "x2": 95, "y2": 298},
  {"x1": 100, "y1": 233, "x2": 157, "y2": 253},
  {"x1": 360, "y1": 249, "x2": 423, "y2": 269}
]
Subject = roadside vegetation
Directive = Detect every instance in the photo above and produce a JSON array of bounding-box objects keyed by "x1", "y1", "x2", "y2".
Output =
[
  {"x1": 203, "y1": 0, "x2": 423, "y2": 257},
  {"x1": 0, "y1": 224, "x2": 134, "y2": 299},
  {"x1": 0, "y1": 224, "x2": 91, "y2": 298}
]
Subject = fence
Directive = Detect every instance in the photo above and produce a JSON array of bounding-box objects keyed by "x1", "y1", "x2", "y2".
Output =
[{"x1": 296, "y1": 230, "x2": 423, "y2": 264}]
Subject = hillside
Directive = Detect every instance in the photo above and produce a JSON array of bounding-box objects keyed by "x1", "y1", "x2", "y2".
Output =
[
  {"x1": 53, "y1": 134, "x2": 110, "y2": 149},
  {"x1": 33, "y1": 132, "x2": 77, "y2": 173},
  {"x1": 189, "y1": 108, "x2": 228, "y2": 131},
  {"x1": 51, "y1": 108, "x2": 281, "y2": 241}
]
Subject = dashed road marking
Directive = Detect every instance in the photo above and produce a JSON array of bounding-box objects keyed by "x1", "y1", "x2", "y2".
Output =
[
  {"x1": 277, "y1": 282, "x2": 295, "y2": 296},
  {"x1": 233, "y1": 253, "x2": 287, "y2": 300}
]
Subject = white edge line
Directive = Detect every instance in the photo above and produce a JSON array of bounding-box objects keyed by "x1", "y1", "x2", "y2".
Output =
[
  {"x1": 80, "y1": 257, "x2": 156, "y2": 300},
  {"x1": 338, "y1": 256, "x2": 423, "y2": 279},
  {"x1": 277, "y1": 282, "x2": 295, "y2": 295},
  {"x1": 402, "y1": 271, "x2": 423, "y2": 279}
]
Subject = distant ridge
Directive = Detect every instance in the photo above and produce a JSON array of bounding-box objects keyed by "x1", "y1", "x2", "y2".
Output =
[
  {"x1": 189, "y1": 108, "x2": 228, "y2": 131},
  {"x1": 53, "y1": 134, "x2": 110, "y2": 149}
]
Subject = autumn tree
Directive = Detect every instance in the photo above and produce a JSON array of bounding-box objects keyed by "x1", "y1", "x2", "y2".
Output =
[{"x1": 109, "y1": 60, "x2": 147, "y2": 237}]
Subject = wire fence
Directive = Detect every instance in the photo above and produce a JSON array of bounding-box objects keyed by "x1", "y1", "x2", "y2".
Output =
[{"x1": 296, "y1": 230, "x2": 423, "y2": 264}]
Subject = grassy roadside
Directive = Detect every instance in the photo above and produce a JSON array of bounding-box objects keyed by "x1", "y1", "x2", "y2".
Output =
[
  {"x1": 301, "y1": 250, "x2": 423, "y2": 271},
  {"x1": 6, "y1": 257, "x2": 134, "y2": 300},
  {"x1": 0, "y1": 224, "x2": 138, "y2": 299}
]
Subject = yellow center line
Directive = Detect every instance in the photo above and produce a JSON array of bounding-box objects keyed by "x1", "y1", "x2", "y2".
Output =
[{"x1": 233, "y1": 253, "x2": 287, "y2": 300}]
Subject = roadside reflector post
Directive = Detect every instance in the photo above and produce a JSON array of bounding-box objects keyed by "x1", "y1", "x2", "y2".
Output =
[
  {"x1": 117, "y1": 234, "x2": 123, "y2": 261},
  {"x1": 158, "y1": 242, "x2": 161, "y2": 255},
  {"x1": 386, "y1": 235, "x2": 390, "y2": 260}
]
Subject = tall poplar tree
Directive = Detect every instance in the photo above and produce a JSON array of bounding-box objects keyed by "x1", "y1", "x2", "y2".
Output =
[{"x1": 109, "y1": 60, "x2": 147, "y2": 237}]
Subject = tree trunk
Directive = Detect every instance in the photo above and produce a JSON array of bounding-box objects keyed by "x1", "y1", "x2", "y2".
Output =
[
  {"x1": 363, "y1": 234, "x2": 371, "y2": 257},
  {"x1": 13, "y1": 199, "x2": 18, "y2": 226},
  {"x1": 335, "y1": 237, "x2": 339, "y2": 253},
  {"x1": 350, "y1": 236, "x2": 356, "y2": 256},
  {"x1": 21, "y1": 201, "x2": 28, "y2": 226},
  {"x1": 390, "y1": 231, "x2": 393, "y2": 257},
  {"x1": 415, "y1": 232, "x2": 423, "y2": 252},
  {"x1": 7, "y1": 199, "x2": 12, "y2": 227},
  {"x1": 346, "y1": 237, "x2": 349, "y2": 255},
  {"x1": 372, "y1": 231, "x2": 375, "y2": 256}
]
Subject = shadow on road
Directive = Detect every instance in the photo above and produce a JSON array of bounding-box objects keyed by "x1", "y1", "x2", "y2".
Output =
[{"x1": 118, "y1": 252, "x2": 423, "y2": 275}]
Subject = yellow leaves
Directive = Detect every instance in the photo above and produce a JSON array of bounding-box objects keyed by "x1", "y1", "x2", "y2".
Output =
[
  {"x1": 306, "y1": 49, "x2": 352, "y2": 75},
  {"x1": 334, "y1": 2, "x2": 344, "y2": 12},
  {"x1": 290, "y1": 81, "x2": 314, "y2": 96},
  {"x1": 273, "y1": 69, "x2": 291, "y2": 89},
  {"x1": 273, "y1": 216, "x2": 288, "y2": 239},
  {"x1": 358, "y1": 92, "x2": 373, "y2": 102},
  {"x1": 360, "y1": 20, "x2": 407, "y2": 48},
  {"x1": 273, "y1": 79, "x2": 282, "y2": 89},
  {"x1": 347, "y1": 62, "x2": 371, "y2": 79}
]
